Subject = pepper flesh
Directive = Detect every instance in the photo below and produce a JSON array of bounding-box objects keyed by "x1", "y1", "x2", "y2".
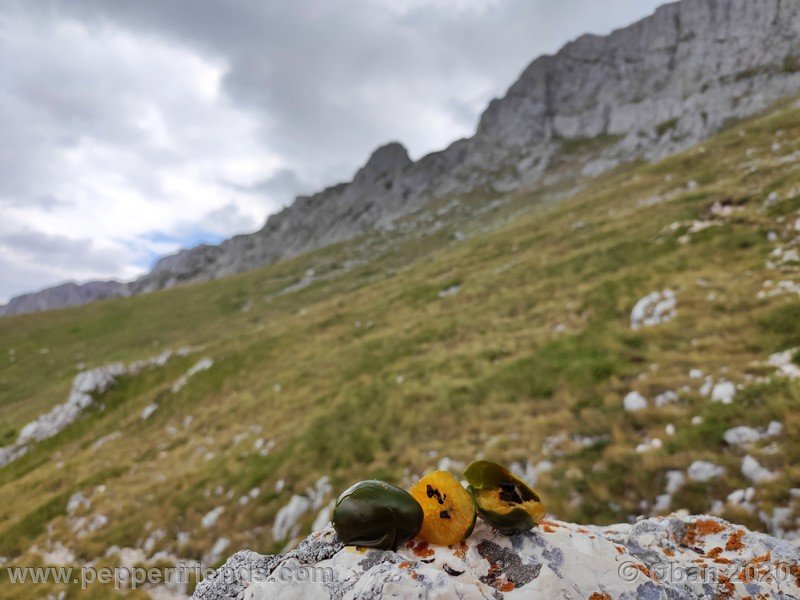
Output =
[
  {"x1": 409, "y1": 471, "x2": 476, "y2": 546},
  {"x1": 463, "y1": 461, "x2": 546, "y2": 535}
]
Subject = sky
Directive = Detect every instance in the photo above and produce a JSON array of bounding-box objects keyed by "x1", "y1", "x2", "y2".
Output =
[{"x1": 0, "y1": 0, "x2": 665, "y2": 303}]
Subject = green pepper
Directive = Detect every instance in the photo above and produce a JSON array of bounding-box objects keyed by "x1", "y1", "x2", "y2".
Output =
[
  {"x1": 463, "y1": 461, "x2": 546, "y2": 535},
  {"x1": 332, "y1": 480, "x2": 423, "y2": 549}
]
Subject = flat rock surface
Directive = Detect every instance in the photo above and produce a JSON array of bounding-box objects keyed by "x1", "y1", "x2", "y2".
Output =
[{"x1": 193, "y1": 515, "x2": 800, "y2": 599}]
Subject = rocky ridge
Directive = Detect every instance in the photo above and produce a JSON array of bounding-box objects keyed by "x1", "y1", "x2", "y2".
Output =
[
  {"x1": 0, "y1": 280, "x2": 128, "y2": 317},
  {"x1": 5, "y1": 0, "x2": 800, "y2": 316},
  {"x1": 194, "y1": 515, "x2": 800, "y2": 599}
]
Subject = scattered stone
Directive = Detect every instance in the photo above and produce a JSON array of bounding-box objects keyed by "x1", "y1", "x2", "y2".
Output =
[
  {"x1": 0, "y1": 349, "x2": 193, "y2": 467},
  {"x1": 202, "y1": 507, "x2": 225, "y2": 529},
  {"x1": 272, "y1": 477, "x2": 331, "y2": 542},
  {"x1": 635, "y1": 438, "x2": 663, "y2": 453},
  {"x1": 205, "y1": 538, "x2": 230, "y2": 566},
  {"x1": 630, "y1": 289, "x2": 677, "y2": 330},
  {"x1": 767, "y1": 348, "x2": 800, "y2": 379},
  {"x1": 653, "y1": 390, "x2": 679, "y2": 407},
  {"x1": 741, "y1": 455, "x2": 776, "y2": 484},
  {"x1": 710, "y1": 380, "x2": 736, "y2": 404},
  {"x1": 687, "y1": 460, "x2": 725, "y2": 482},
  {"x1": 724, "y1": 422, "x2": 783, "y2": 447},
  {"x1": 172, "y1": 357, "x2": 214, "y2": 393},
  {"x1": 140, "y1": 404, "x2": 158, "y2": 420},
  {"x1": 726, "y1": 488, "x2": 756, "y2": 514},
  {"x1": 623, "y1": 391, "x2": 648, "y2": 412},
  {"x1": 510, "y1": 460, "x2": 553, "y2": 487},
  {"x1": 438, "y1": 285, "x2": 461, "y2": 298}
]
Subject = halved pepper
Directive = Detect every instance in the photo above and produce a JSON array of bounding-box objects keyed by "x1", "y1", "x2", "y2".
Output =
[
  {"x1": 463, "y1": 461, "x2": 546, "y2": 535},
  {"x1": 409, "y1": 471, "x2": 476, "y2": 546}
]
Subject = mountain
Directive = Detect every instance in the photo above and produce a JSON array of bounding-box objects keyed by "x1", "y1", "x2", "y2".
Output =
[
  {"x1": 0, "y1": 281, "x2": 129, "y2": 317},
  {"x1": 6, "y1": 0, "x2": 800, "y2": 315}
]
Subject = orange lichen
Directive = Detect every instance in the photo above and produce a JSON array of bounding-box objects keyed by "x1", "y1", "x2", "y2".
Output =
[
  {"x1": 497, "y1": 581, "x2": 515, "y2": 592},
  {"x1": 725, "y1": 529, "x2": 746, "y2": 552},
  {"x1": 453, "y1": 541, "x2": 468, "y2": 560},
  {"x1": 411, "y1": 541, "x2": 435, "y2": 558},
  {"x1": 706, "y1": 547, "x2": 723, "y2": 558},
  {"x1": 633, "y1": 564, "x2": 658, "y2": 580},
  {"x1": 398, "y1": 561, "x2": 412, "y2": 569},
  {"x1": 683, "y1": 519, "x2": 726, "y2": 547},
  {"x1": 589, "y1": 594, "x2": 612, "y2": 600},
  {"x1": 717, "y1": 575, "x2": 735, "y2": 598}
]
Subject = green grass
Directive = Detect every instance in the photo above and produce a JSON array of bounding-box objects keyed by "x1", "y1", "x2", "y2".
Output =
[{"x1": 1, "y1": 97, "x2": 800, "y2": 598}]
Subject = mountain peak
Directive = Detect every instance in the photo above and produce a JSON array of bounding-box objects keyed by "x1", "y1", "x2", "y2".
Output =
[{"x1": 355, "y1": 141, "x2": 412, "y2": 184}]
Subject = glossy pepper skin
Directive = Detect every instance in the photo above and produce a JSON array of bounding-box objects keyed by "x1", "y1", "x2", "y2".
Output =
[
  {"x1": 463, "y1": 461, "x2": 546, "y2": 535},
  {"x1": 332, "y1": 480, "x2": 423, "y2": 550}
]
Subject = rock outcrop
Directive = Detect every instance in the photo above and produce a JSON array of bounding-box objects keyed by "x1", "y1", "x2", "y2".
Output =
[
  {"x1": 194, "y1": 515, "x2": 800, "y2": 599},
  {"x1": 0, "y1": 280, "x2": 129, "y2": 317},
  {"x1": 7, "y1": 0, "x2": 800, "y2": 315}
]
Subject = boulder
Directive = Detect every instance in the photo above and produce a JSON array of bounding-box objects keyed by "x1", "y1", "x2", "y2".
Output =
[{"x1": 193, "y1": 515, "x2": 800, "y2": 599}]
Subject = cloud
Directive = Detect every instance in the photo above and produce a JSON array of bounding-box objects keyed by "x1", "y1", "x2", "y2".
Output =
[{"x1": 0, "y1": 0, "x2": 665, "y2": 303}]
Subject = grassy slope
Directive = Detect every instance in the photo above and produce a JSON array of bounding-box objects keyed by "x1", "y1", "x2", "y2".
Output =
[{"x1": 1, "y1": 98, "x2": 800, "y2": 597}]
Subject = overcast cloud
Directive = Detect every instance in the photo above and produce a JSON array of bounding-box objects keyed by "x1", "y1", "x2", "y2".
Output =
[{"x1": 0, "y1": 0, "x2": 664, "y2": 303}]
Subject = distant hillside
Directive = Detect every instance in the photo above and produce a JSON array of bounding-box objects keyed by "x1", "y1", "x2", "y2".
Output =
[
  {"x1": 1, "y1": 91, "x2": 799, "y2": 597},
  {"x1": 0, "y1": 281, "x2": 128, "y2": 317},
  {"x1": 5, "y1": 0, "x2": 800, "y2": 316}
]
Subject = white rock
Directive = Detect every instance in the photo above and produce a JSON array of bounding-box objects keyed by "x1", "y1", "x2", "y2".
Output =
[
  {"x1": 630, "y1": 289, "x2": 677, "y2": 330},
  {"x1": 438, "y1": 285, "x2": 461, "y2": 298},
  {"x1": 311, "y1": 500, "x2": 335, "y2": 532},
  {"x1": 687, "y1": 460, "x2": 725, "y2": 482},
  {"x1": 665, "y1": 423, "x2": 676, "y2": 436},
  {"x1": 202, "y1": 507, "x2": 225, "y2": 529},
  {"x1": 623, "y1": 391, "x2": 648, "y2": 412},
  {"x1": 723, "y1": 426, "x2": 763, "y2": 446},
  {"x1": 67, "y1": 492, "x2": 91, "y2": 515},
  {"x1": 272, "y1": 477, "x2": 331, "y2": 541},
  {"x1": 654, "y1": 390, "x2": 679, "y2": 407},
  {"x1": 727, "y1": 487, "x2": 756, "y2": 508},
  {"x1": 665, "y1": 470, "x2": 686, "y2": 495},
  {"x1": 689, "y1": 369, "x2": 704, "y2": 380},
  {"x1": 200, "y1": 515, "x2": 800, "y2": 600},
  {"x1": 711, "y1": 380, "x2": 736, "y2": 404},
  {"x1": 691, "y1": 416, "x2": 704, "y2": 426},
  {"x1": 436, "y1": 456, "x2": 464, "y2": 473},
  {"x1": 767, "y1": 421, "x2": 783, "y2": 436},
  {"x1": 510, "y1": 460, "x2": 553, "y2": 487},
  {"x1": 636, "y1": 438, "x2": 663, "y2": 453},
  {"x1": 140, "y1": 403, "x2": 158, "y2": 420},
  {"x1": 206, "y1": 538, "x2": 230, "y2": 565},
  {"x1": 272, "y1": 495, "x2": 311, "y2": 541},
  {"x1": 767, "y1": 348, "x2": 800, "y2": 379},
  {"x1": 741, "y1": 455, "x2": 776, "y2": 484},
  {"x1": 172, "y1": 357, "x2": 214, "y2": 393},
  {"x1": 653, "y1": 494, "x2": 672, "y2": 512}
]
